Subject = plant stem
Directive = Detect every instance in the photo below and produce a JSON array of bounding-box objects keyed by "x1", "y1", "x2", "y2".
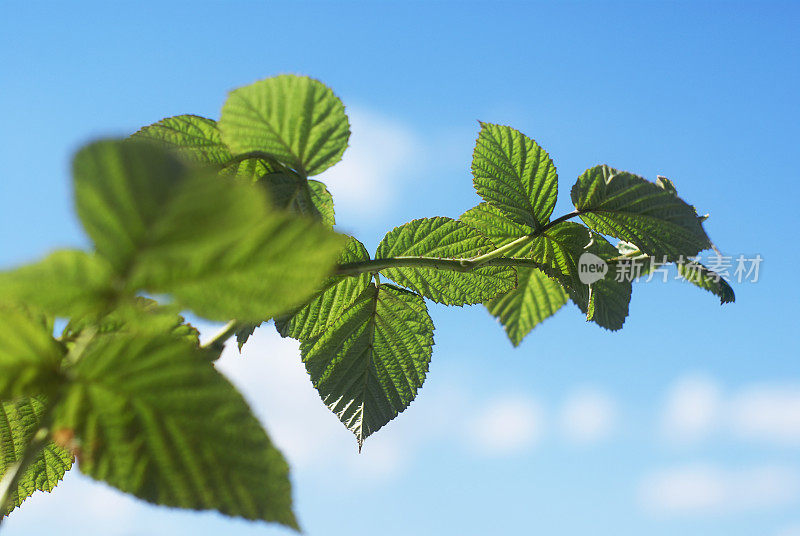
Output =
[
  {"x1": 335, "y1": 209, "x2": 583, "y2": 277},
  {"x1": 201, "y1": 320, "x2": 239, "y2": 353},
  {"x1": 200, "y1": 210, "x2": 584, "y2": 352}
]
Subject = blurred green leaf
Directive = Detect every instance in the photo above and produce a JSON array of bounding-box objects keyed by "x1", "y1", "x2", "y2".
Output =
[
  {"x1": 0, "y1": 307, "x2": 64, "y2": 399},
  {"x1": 62, "y1": 298, "x2": 200, "y2": 347},
  {"x1": 51, "y1": 328, "x2": 298, "y2": 528},
  {"x1": 0, "y1": 250, "x2": 113, "y2": 319},
  {"x1": 74, "y1": 139, "x2": 347, "y2": 322},
  {"x1": 258, "y1": 174, "x2": 334, "y2": 227}
]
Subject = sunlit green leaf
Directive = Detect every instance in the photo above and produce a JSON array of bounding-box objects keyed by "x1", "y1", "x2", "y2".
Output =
[
  {"x1": 460, "y1": 202, "x2": 535, "y2": 258},
  {"x1": 1, "y1": 397, "x2": 73, "y2": 516},
  {"x1": 219, "y1": 75, "x2": 350, "y2": 176},
  {"x1": 676, "y1": 261, "x2": 735, "y2": 304},
  {"x1": 308, "y1": 180, "x2": 335, "y2": 228},
  {"x1": 615, "y1": 241, "x2": 735, "y2": 304},
  {"x1": 472, "y1": 123, "x2": 558, "y2": 230},
  {"x1": 131, "y1": 115, "x2": 232, "y2": 165},
  {"x1": 485, "y1": 267, "x2": 568, "y2": 347},
  {"x1": 300, "y1": 284, "x2": 434, "y2": 449},
  {"x1": 235, "y1": 323, "x2": 261, "y2": 352},
  {"x1": 529, "y1": 223, "x2": 631, "y2": 330},
  {"x1": 276, "y1": 237, "x2": 371, "y2": 340},
  {"x1": 219, "y1": 156, "x2": 277, "y2": 182},
  {"x1": 375, "y1": 217, "x2": 516, "y2": 305},
  {"x1": 571, "y1": 165, "x2": 711, "y2": 261}
]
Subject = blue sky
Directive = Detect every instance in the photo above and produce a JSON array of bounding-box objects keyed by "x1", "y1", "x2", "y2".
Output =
[{"x1": 1, "y1": 1, "x2": 799, "y2": 535}]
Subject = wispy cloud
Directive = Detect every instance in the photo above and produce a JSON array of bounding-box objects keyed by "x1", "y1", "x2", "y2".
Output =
[
  {"x1": 559, "y1": 387, "x2": 618, "y2": 445},
  {"x1": 465, "y1": 394, "x2": 544, "y2": 456},
  {"x1": 660, "y1": 374, "x2": 722, "y2": 444},
  {"x1": 729, "y1": 385, "x2": 800, "y2": 446},
  {"x1": 639, "y1": 463, "x2": 800, "y2": 516},
  {"x1": 659, "y1": 374, "x2": 800, "y2": 447}
]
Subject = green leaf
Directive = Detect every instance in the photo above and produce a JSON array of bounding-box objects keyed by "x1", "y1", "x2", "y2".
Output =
[
  {"x1": 485, "y1": 267, "x2": 568, "y2": 347},
  {"x1": 460, "y1": 203, "x2": 535, "y2": 258},
  {"x1": 655, "y1": 175, "x2": 678, "y2": 195},
  {"x1": 131, "y1": 115, "x2": 233, "y2": 166},
  {"x1": 460, "y1": 204, "x2": 569, "y2": 342},
  {"x1": 73, "y1": 139, "x2": 190, "y2": 272},
  {"x1": 461, "y1": 203, "x2": 630, "y2": 330},
  {"x1": 676, "y1": 261, "x2": 735, "y2": 304},
  {"x1": 571, "y1": 165, "x2": 712, "y2": 261},
  {"x1": 260, "y1": 173, "x2": 317, "y2": 211},
  {"x1": 0, "y1": 307, "x2": 64, "y2": 399},
  {"x1": 219, "y1": 75, "x2": 350, "y2": 176},
  {"x1": 615, "y1": 241, "x2": 735, "y2": 304},
  {"x1": 276, "y1": 237, "x2": 371, "y2": 340},
  {"x1": 580, "y1": 239, "x2": 633, "y2": 332},
  {"x1": 530, "y1": 223, "x2": 631, "y2": 331},
  {"x1": 62, "y1": 298, "x2": 200, "y2": 347},
  {"x1": 471, "y1": 123, "x2": 558, "y2": 230},
  {"x1": 51, "y1": 329, "x2": 298, "y2": 528},
  {"x1": 0, "y1": 250, "x2": 114, "y2": 319},
  {"x1": 529, "y1": 222, "x2": 592, "y2": 294},
  {"x1": 258, "y1": 174, "x2": 335, "y2": 227},
  {"x1": 129, "y1": 174, "x2": 347, "y2": 322},
  {"x1": 235, "y1": 323, "x2": 260, "y2": 351},
  {"x1": 74, "y1": 139, "x2": 348, "y2": 322},
  {"x1": 375, "y1": 217, "x2": 517, "y2": 305},
  {"x1": 219, "y1": 156, "x2": 278, "y2": 182},
  {"x1": 1, "y1": 397, "x2": 74, "y2": 516},
  {"x1": 308, "y1": 180, "x2": 335, "y2": 228},
  {"x1": 300, "y1": 284, "x2": 434, "y2": 449}
]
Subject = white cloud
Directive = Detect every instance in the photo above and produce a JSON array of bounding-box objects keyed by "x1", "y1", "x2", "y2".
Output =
[
  {"x1": 659, "y1": 374, "x2": 800, "y2": 447},
  {"x1": 729, "y1": 385, "x2": 800, "y2": 447},
  {"x1": 465, "y1": 394, "x2": 544, "y2": 456},
  {"x1": 639, "y1": 463, "x2": 800, "y2": 516},
  {"x1": 560, "y1": 387, "x2": 617, "y2": 445},
  {"x1": 317, "y1": 107, "x2": 421, "y2": 219},
  {"x1": 660, "y1": 374, "x2": 721, "y2": 444}
]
